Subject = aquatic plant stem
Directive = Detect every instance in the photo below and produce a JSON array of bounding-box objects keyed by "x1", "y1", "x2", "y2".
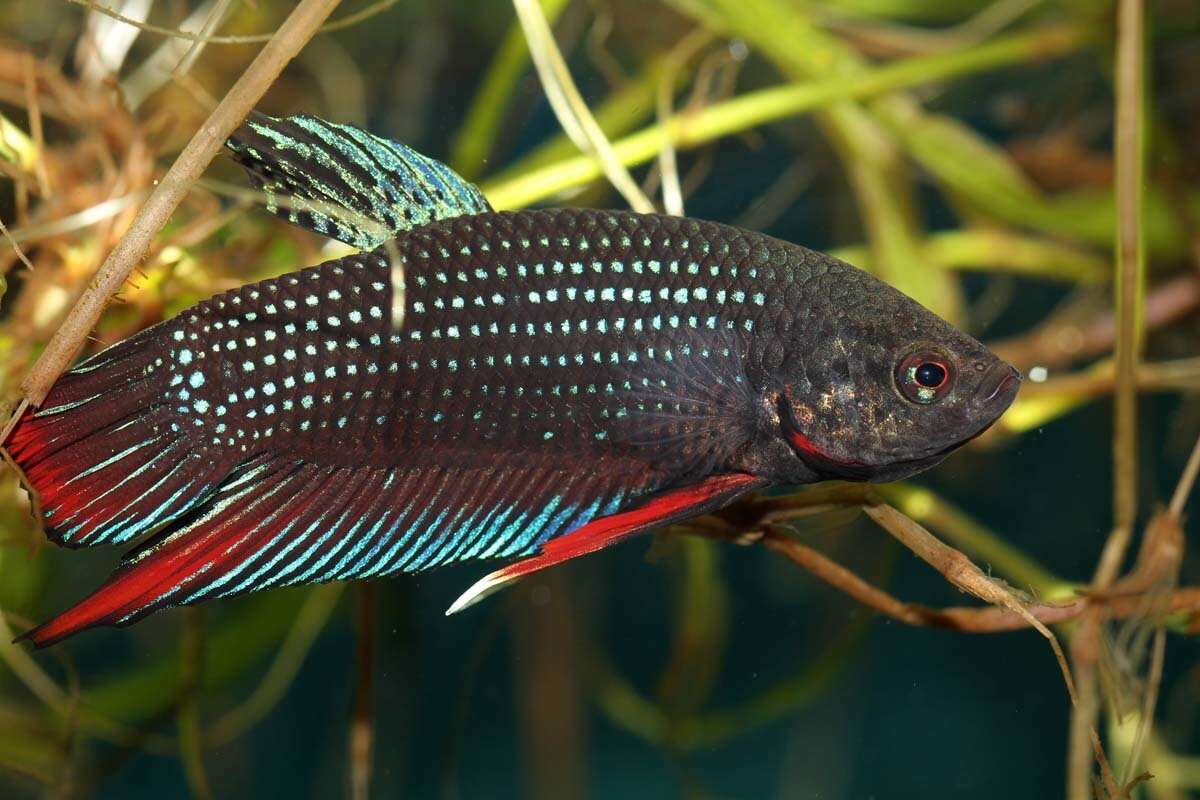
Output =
[
  {"x1": 511, "y1": 0, "x2": 656, "y2": 213},
  {"x1": 1070, "y1": 3, "x2": 1147, "y2": 797},
  {"x1": 655, "y1": 42, "x2": 692, "y2": 217},
  {"x1": 17, "y1": 0, "x2": 343, "y2": 408},
  {"x1": 993, "y1": 273, "x2": 1200, "y2": 371},
  {"x1": 348, "y1": 584, "x2": 375, "y2": 800},
  {"x1": 1169, "y1": 433, "x2": 1200, "y2": 517},
  {"x1": 512, "y1": 572, "x2": 587, "y2": 800},
  {"x1": 206, "y1": 585, "x2": 344, "y2": 745},
  {"x1": 0, "y1": 214, "x2": 34, "y2": 271},
  {"x1": 178, "y1": 608, "x2": 213, "y2": 800},
  {"x1": 482, "y1": 24, "x2": 1085, "y2": 209},
  {"x1": 1120, "y1": 433, "x2": 1200, "y2": 785},
  {"x1": 860, "y1": 502, "x2": 1078, "y2": 704},
  {"x1": 758, "y1": 528, "x2": 1199, "y2": 632},
  {"x1": 450, "y1": 0, "x2": 570, "y2": 178},
  {"x1": 876, "y1": 483, "x2": 1066, "y2": 597},
  {"x1": 589, "y1": 596, "x2": 871, "y2": 751},
  {"x1": 0, "y1": 604, "x2": 69, "y2": 714},
  {"x1": 1106, "y1": 0, "x2": 1148, "y2": 585}
]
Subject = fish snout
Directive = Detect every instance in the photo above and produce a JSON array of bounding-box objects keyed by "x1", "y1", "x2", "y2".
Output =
[{"x1": 975, "y1": 361, "x2": 1022, "y2": 409}]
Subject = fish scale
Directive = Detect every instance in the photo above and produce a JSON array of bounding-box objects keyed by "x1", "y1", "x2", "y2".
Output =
[
  {"x1": 173, "y1": 208, "x2": 827, "y2": 464},
  {"x1": 6, "y1": 113, "x2": 1020, "y2": 646}
]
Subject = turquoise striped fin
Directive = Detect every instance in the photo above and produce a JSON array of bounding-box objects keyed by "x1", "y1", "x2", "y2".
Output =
[{"x1": 226, "y1": 113, "x2": 492, "y2": 249}]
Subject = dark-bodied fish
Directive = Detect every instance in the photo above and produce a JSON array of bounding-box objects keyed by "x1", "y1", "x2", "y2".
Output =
[{"x1": 6, "y1": 114, "x2": 1020, "y2": 646}]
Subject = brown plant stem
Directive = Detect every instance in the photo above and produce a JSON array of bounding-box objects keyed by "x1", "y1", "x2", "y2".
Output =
[
  {"x1": 512, "y1": 571, "x2": 586, "y2": 800},
  {"x1": 1016, "y1": 357, "x2": 1200, "y2": 398},
  {"x1": 990, "y1": 273, "x2": 1200, "y2": 372},
  {"x1": 178, "y1": 608, "x2": 212, "y2": 800},
  {"x1": 348, "y1": 584, "x2": 375, "y2": 800},
  {"x1": 16, "y1": 0, "x2": 343, "y2": 408},
  {"x1": 206, "y1": 584, "x2": 344, "y2": 746},
  {"x1": 861, "y1": 502, "x2": 1079, "y2": 703},
  {"x1": 757, "y1": 524, "x2": 1197, "y2": 634},
  {"x1": 1070, "y1": 2, "x2": 1147, "y2": 796},
  {"x1": 1169, "y1": 432, "x2": 1200, "y2": 518}
]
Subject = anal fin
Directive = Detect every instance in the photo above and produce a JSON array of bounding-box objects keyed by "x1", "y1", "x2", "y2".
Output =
[{"x1": 445, "y1": 472, "x2": 765, "y2": 615}]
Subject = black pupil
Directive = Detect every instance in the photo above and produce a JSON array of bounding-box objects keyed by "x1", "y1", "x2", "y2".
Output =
[{"x1": 914, "y1": 362, "x2": 946, "y2": 388}]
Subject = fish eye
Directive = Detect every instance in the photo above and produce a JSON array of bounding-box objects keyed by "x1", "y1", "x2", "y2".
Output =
[{"x1": 896, "y1": 351, "x2": 953, "y2": 404}]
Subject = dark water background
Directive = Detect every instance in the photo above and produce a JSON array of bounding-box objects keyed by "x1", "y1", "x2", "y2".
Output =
[{"x1": 3, "y1": 2, "x2": 1199, "y2": 798}]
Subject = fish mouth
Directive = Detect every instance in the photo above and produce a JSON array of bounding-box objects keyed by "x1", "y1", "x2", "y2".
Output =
[{"x1": 977, "y1": 361, "x2": 1022, "y2": 409}]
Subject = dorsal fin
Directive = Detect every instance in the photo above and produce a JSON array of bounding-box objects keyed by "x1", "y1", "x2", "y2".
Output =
[{"x1": 226, "y1": 113, "x2": 492, "y2": 249}]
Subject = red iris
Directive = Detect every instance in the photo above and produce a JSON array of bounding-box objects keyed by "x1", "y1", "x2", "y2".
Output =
[{"x1": 896, "y1": 352, "x2": 953, "y2": 404}]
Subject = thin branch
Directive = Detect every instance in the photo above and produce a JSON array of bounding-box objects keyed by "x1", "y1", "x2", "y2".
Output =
[
  {"x1": 756, "y1": 528, "x2": 1200, "y2": 633},
  {"x1": 991, "y1": 274, "x2": 1200, "y2": 372},
  {"x1": 861, "y1": 502, "x2": 1079, "y2": 706},
  {"x1": 174, "y1": 0, "x2": 236, "y2": 79},
  {"x1": 1169, "y1": 432, "x2": 1200, "y2": 518},
  {"x1": 16, "y1": 0, "x2": 343, "y2": 408},
  {"x1": 1071, "y1": 2, "x2": 1147, "y2": 796},
  {"x1": 0, "y1": 214, "x2": 34, "y2": 271}
]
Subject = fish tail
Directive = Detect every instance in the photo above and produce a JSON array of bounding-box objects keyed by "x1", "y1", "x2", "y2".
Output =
[
  {"x1": 5, "y1": 324, "x2": 227, "y2": 550},
  {"x1": 18, "y1": 459, "x2": 354, "y2": 647}
]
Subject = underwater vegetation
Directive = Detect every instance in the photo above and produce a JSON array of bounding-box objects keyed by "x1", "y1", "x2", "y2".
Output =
[{"x1": 0, "y1": 0, "x2": 1197, "y2": 798}]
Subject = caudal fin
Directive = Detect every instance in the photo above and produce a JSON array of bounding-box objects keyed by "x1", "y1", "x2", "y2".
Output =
[{"x1": 5, "y1": 325, "x2": 227, "y2": 549}]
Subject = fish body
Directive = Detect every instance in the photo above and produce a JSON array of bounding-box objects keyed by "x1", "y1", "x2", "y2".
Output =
[{"x1": 6, "y1": 115, "x2": 1020, "y2": 645}]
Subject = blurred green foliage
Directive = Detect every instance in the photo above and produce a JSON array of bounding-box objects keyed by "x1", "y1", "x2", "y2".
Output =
[{"x1": 0, "y1": 0, "x2": 1198, "y2": 797}]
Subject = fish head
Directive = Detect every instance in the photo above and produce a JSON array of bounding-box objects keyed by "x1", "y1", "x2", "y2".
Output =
[{"x1": 766, "y1": 264, "x2": 1020, "y2": 484}]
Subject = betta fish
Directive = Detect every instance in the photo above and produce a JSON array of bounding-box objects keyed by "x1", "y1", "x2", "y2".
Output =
[{"x1": 5, "y1": 113, "x2": 1020, "y2": 646}]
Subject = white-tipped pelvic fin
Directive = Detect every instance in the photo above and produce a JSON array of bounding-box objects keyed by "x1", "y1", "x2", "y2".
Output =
[{"x1": 445, "y1": 567, "x2": 519, "y2": 616}]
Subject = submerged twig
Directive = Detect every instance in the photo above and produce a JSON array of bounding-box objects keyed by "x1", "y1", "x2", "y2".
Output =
[
  {"x1": 1169, "y1": 433, "x2": 1200, "y2": 518},
  {"x1": 15, "y1": 0, "x2": 343, "y2": 408},
  {"x1": 1119, "y1": 435, "x2": 1200, "y2": 784},
  {"x1": 1070, "y1": 2, "x2": 1147, "y2": 795},
  {"x1": 756, "y1": 525, "x2": 1199, "y2": 632},
  {"x1": 861, "y1": 502, "x2": 1079, "y2": 705}
]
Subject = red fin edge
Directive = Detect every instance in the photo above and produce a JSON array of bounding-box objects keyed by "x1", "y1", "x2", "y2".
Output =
[{"x1": 445, "y1": 472, "x2": 765, "y2": 615}]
